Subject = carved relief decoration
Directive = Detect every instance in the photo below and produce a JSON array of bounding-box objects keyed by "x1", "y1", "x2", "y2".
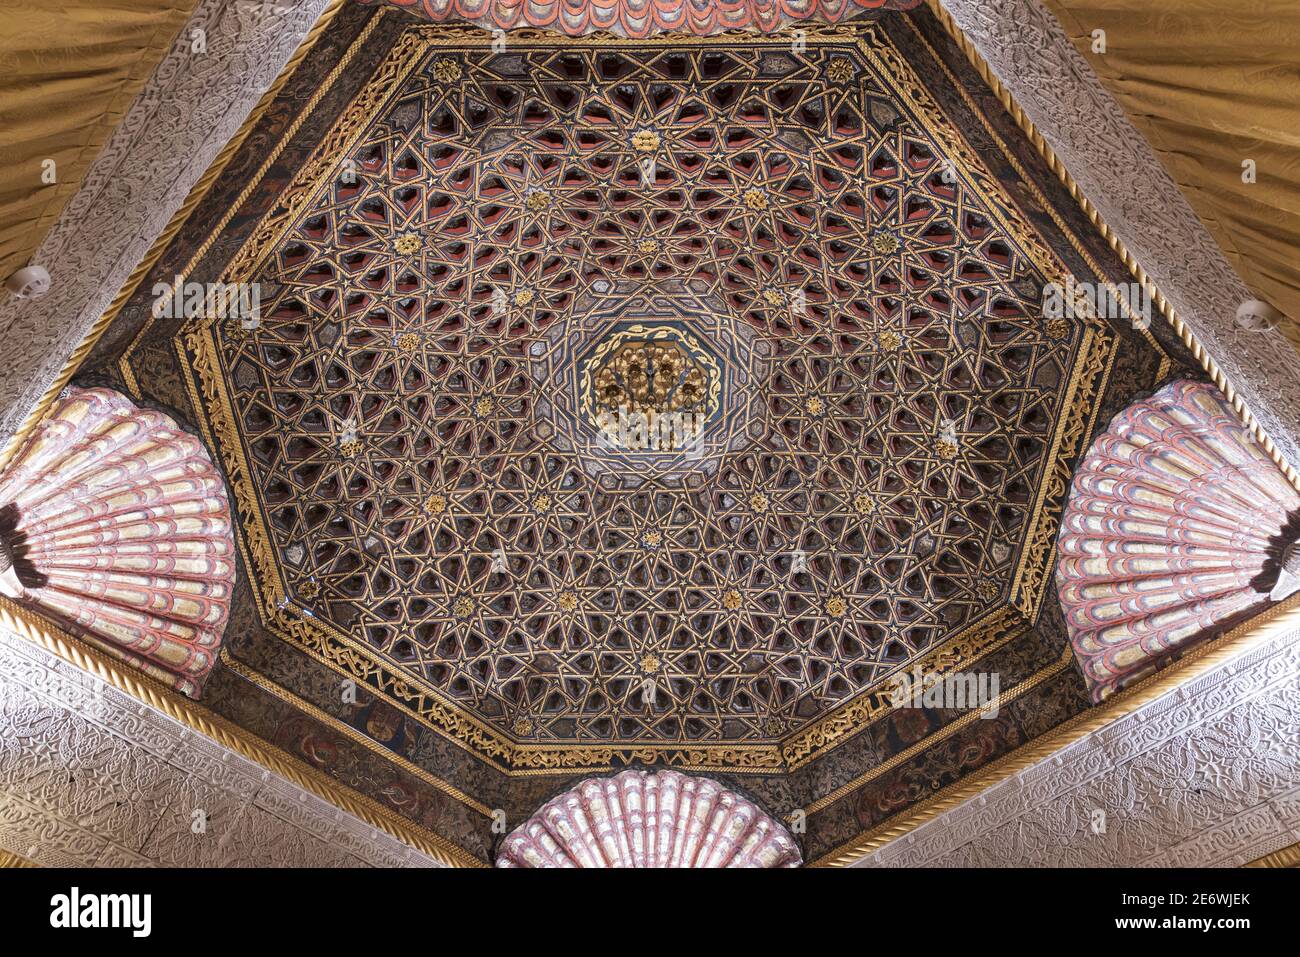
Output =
[
  {"x1": 0, "y1": 627, "x2": 440, "y2": 868},
  {"x1": 856, "y1": 613, "x2": 1300, "y2": 868},
  {"x1": 361, "y1": 0, "x2": 921, "y2": 38}
]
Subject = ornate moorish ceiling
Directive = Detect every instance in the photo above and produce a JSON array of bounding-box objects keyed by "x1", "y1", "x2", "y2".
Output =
[
  {"x1": 77, "y1": 1, "x2": 1198, "y2": 864},
  {"x1": 196, "y1": 26, "x2": 1099, "y2": 756}
]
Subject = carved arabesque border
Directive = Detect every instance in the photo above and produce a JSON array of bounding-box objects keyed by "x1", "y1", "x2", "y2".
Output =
[
  {"x1": 0, "y1": 625, "x2": 446, "y2": 868},
  {"x1": 853, "y1": 616, "x2": 1300, "y2": 867}
]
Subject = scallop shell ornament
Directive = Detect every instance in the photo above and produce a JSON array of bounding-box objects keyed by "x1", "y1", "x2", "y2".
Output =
[
  {"x1": 356, "y1": 0, "x2": 913, "y2": 40},
  {"x1": 496, "y1": 769, "x2": 802, "y2": 867},
  {"x1": 0, "y1": 387, "x2": 235, "y2": 697},
  {"x1": 1057, "y1": 379, "x2": 1300, "y2": 702}
]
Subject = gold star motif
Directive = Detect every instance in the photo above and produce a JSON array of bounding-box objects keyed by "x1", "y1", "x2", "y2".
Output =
[
  {"x1": 636, "y1": 239, "x2": 658, "y2": 254},
  {"x1": 557, "y1": 591, "x2": 578, "y2": 612},
  {"x1": 514, "y1": 288, "x2": 534, "y2": 307},
  {"x1": 750, "y1": 492, "x2": 769, "y2": 512},
  {"x1": 935, "y1": 439, "x2": 960, "y2": 460},
  {"x1": 826, "y1": 596, "x2": 848, "y2": 618},
  {"x1": 762, "y1": 289, "x2": 783, "y2": 307},
  {"x1": 299, "y1": 580, "x2": 319, "y2": 600},
  {"x1": 806, "y1": 395, "x2": 825, "y2": 416},
  {"x1": 394, "y1": 232, "x2": 422, "y2": 255},
  {"x1": 827, "y1": 59, "x2": 854, "y2": 84},
  {"x1": 525, "y1": 190, "x2": 550, "y2": 212},
  {"x1": 453, "y1": 596, "x2": 474, "y2": 618},
  {"x1": 475, "y1": 396, "x2": 493, "y2": 416},
  {"x1": 642, "y1": 529, "x2": 663, "y2": 548},
  {"x1": 631, "y1": 129, "x2": 661, "y2": 153},
  {"x1": 532, "y1": 493, "x2": 552, "y2": 513},
  {"x1": 743, "y1": 188, "x2": 768, "y2": 211},
  {"x1": 339, "y1": 439, "x2": 362, "y2": 458},
  {"x1": 640, "y1": 653, "x2": 661, "y2": 674},
  {"x1": 872, "y1": 232, "x2": 899, "y2": 255},
  {"x1": 1044, "y1": 317, "x2": 1070, "y2": 340},
  {"x1": 432, "y1": 58, "x2": 462, "y2": 83},
  {"x1": 424, "y1": 493, "x2": 447, "y2": 515},
  {"x1": 396, "y1": 332, "x2": 420, "y2": 352},
  {"x1": 878, "y1": 330, "x2": 902, "y2": 351},
  {"x1": 854, "y1": 493, "x2": 876, "y2": 515},
  {"x1": 723, "y1": 589, "x2": 743, "y2": 610},
  {"x1": 512, "y1": 715, "x2": 532, "y2": 736},
  {"x1": 976, "y1": 580, "x2": 999, "y2": 601}
]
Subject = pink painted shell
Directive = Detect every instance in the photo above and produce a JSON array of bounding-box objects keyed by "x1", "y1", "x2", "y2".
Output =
[
  {"x1": 1057, "y1": 379, "x2": 1300, "y2": 702},
  {"x1": 0, "y1": 387, "x2": 235, "y2": 698},
  {"x1": 360, "y1": 0, "x2": 914, "y2": 39},
  {"x1": 497, "y1": 769, "x2": 802, "y2": 867}
]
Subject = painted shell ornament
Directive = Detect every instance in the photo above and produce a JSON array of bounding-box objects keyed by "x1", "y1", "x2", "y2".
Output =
[
  {"x1": 0, "y1": 387, "x2": 235, "y2": 697},
  {"x1": 497, "y1": 769, "x2": 801, "y2": 867},
  {"x1": 1057, "y1": 380, "x2": 1300, "y2": 702}
]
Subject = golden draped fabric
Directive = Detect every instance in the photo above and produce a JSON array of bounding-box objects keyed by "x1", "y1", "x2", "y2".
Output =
[
  {"x1": 0, "y1": 1, "x2": 199, "y2": 281},
  {"x1": 1041, "y1": 0, "x2": 1300, "y2": 355}
]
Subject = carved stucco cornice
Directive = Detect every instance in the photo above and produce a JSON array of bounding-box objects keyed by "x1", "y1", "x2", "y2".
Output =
[
  {"x1": 0, "y1": 627, "x2": 444, "y2": 868},
  {"x1": 851, "y1": 623, "x2": 1300, "y2": 867},
  {"x1": 0, "y1": 0, "x2": 339, "y2": 451},
  {"x1": 8, "y1": 607, "x2": 1296, "y2": 869},
  {"x1": 0, "y1": 591, "x2": 483, "y2": 865},
  {"x1": 931, "y1": 0, "x2": 1300, "y2": 476}
]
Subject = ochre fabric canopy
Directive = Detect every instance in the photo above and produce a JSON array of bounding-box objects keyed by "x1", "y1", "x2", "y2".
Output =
[
  {"x1": 0, "y1": 0, "x2": 199, "y2": 281},
  {"x1": 1042, "y1": 0, "x2": 1300, "y2": 355}
]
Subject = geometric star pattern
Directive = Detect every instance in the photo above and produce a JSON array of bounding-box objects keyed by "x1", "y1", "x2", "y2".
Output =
[{"x1": 206, "y1": 32, "x2": 1079, "y2": 746}]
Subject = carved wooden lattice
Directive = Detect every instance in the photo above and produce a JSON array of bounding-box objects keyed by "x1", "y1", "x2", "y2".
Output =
[{"x1": 206, "y1": 34, "x2": 1082, "y2": 746}]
